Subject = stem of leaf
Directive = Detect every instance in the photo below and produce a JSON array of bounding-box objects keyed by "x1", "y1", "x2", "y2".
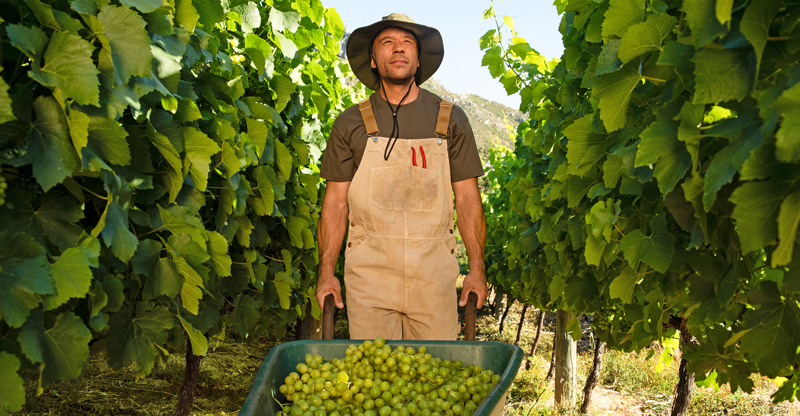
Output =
[
  {"x1": 80, "y1": 185, "x2": 108, "y2": 200},
  {"x1": 137, "y1": 225, "x2": 165, "y2": 238}
]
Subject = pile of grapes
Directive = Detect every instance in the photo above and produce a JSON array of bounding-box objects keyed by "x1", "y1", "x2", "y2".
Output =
[{"x1": 277, "y1": 338, "x2": 501, "y2": 416}]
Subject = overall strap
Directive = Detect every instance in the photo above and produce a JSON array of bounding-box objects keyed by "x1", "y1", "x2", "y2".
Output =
[
  {"x1": 358, "y1": 99, "x2": 380, "y2": 136},
  {"x1": 435, "y1": 99, "x2": 454, "y2": 137}
]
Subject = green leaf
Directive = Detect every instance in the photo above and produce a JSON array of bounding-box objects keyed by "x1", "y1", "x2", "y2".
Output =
[
  {"x1": 0, "y1": 352, "x2": 25, "y2": 413},
  {"x1": 173, "y1": 256, "x2": 204, "y2": 315},
  {"x1": 41, "y1": 246, "x2": 95, "y2": 310},
  {"x1": 158, "y1": 206, "x2": 206, "y2": 247},
  {"x1": 235, "y1": 1, "x2": 261, "y2": 33},
  {"x1": 637, "y1": 120, "x2": 692, "y2": 195},
  {"x1": 31, "y1": 31, "x2": 99, "y2": 106},
  {"x1": 773, "y1": 83, "x2": 800, "y2": 163},
  {"x1": 182, "y1": 127, "x2": 220, "y2": 191},
  {"x1": 657, "y1": 41, "x2": 693, "y2": 65},
  {"x1": 133, "y1": 239, "x2": 162, "y2": 275},
  {"x1": 286, "y1": 216, "x2": 308, "y2": 249},
  {"x1": 174, "y1": 0, "x2": 199, "y2": 31},
  {"x1": 245, "y1": 34, "x2": 273, "y2": 75},
  {"x1": 684, "y1": 343, "x2": 755, "y2": 394},
  {"x1": 24, "y1": 192, "x2": 85, "y2": 251},
  {"x1": 207, "y1": 231, "x2": 232, "y2": 277},
  {"x1": 19, "y1": 310, "x2": 91, "y2": 389},
  {"x1": 0, "y1": 72, "x2": 13, "y2": 124},
  {"x1": 167, "y1": 233, "x2": 209, "y2": 267},
  {"x1": 67, "y1": 109, "x2": 90, "y2": 161},
  {"x1": 740, "y1": 283, "x2": 800, "y2": 375},
  {"x1": 144, "y1": 258, "x2": 184, "y2": 299},
  {"x1": 100, "y1": 197, "x2": 139, "y2": 263},
  {"x1": 253, "y1": 166, "x2": 275, "y2": 216},
  {"x1": 592, "y1": 64, "x2": 641, "y2": 132},
  {"x1": 693, "y1": 48, "x2": 755, "y2": 105},
  {"x1": 274, "y1": 139, "x2": 293, "y2": 180},
  {"x1": 684, "y1": 0, "x2": 728, "y2": 48},
  {"x1": 740, "y1": 0, "x2": 782, "y2": 78},
  {"x1": 21, "y1": 96, "x2": 81, "y2": 191},
  {"x1": 269, "y1": 8, "x2": 301, "y2": 33},
  {"x1": 772, "y1": 191, "x2": 800, "y2": 267},
  {"x1": 618, "y1": 14, "x2": 676, "y2": 64},
  {"x1": 98, "y1": 6, "x2": 153, "y2": 86},
  {"x1": 6, "y1": 24, "x2": 48, "y2": 62},
  {"x1": 178, "y1": 316, "x2": 208, "y2": 356},
  {"x1": 715, "y1": 0, "x2": 734, "y2": 25},
  {"x1": 730, "y1": 167, "x2": 800, "y2": 254},
  {"x1": 609, "y1": 266, "x2": 641, "y2": 303},
  {"x1": 275, "y1": 271, "x2": 293, "y2": 309},
  {"x1": 25, "y1": 0, "x2": 60, "y2": 30},
  {"x1": 567, "y1": 176, "x2": 595, "y2": 208},
  {"x1": 146, "y1": 124, "x2": 183, "y2": 202},
  {"x1": 246, "y1": 118, "x2": 269, "y2": 159},
  {"x1": 230, "y1": 294, "x2": 259, "y2": 336},
  {"x1": 119, "y1": 0, "x2": 161, "y2": 13},
  {"x1": 587, "y1": 200, "x2": 619, "y2": 242},
  {"x1": 271, "y1": 74, "x2": 296, "y2": 113},
  {"x1": 619, "y1": 214, "x2": 675, "y2": 273},
  {"x1": 107, "y1": 304, "x2": 175, "y2": 376},
  {"x1": 0, "y1": 249, "x2": 53, "y2": 328},
  {"x1": 601, "y1": 0, "x2": 645, "y2": 39},
  {"x1": 192, "y1": 0, "x2": 224, "y2": 29},
  {"x1": 87, "y1": 117, "x2": 131, "y2": 166},
  {"x1": 595, "y1": 40, "x2": 622, "y2": 76}
]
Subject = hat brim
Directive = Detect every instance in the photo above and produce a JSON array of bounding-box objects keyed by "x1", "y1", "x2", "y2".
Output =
[{"x1": 346, "y1": 20, "x2": 444, "y2": 91}]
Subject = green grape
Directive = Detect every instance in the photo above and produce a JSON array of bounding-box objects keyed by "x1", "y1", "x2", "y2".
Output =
[{"x1": 276, "y1": 338, "x2": 500, "y2": 416}]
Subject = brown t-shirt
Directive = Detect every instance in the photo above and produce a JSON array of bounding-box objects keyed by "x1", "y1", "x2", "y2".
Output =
[{"x1": 320, "y1": 89, "x2": 485, "y2": 183}]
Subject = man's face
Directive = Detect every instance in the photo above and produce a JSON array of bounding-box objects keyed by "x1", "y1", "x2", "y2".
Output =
[{"x1": 370, "y1": 27, "x2": 420, "y2": 86}]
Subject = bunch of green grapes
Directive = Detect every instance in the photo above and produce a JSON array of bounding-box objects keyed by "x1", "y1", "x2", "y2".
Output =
[
  {"x1": 0, "y1": 174, "x2": 6, "y2": 206},
  {"x1": 277, "y1": 337, "x2": 501, "y2": 416}
]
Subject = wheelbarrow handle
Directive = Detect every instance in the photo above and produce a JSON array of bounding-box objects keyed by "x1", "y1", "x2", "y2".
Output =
[
  {"x1": 323, "y1": 295, "x2": 336, "y2": 340},
  {"x1": 321, "y1": 292, "x2": 478, "y2": 340}
]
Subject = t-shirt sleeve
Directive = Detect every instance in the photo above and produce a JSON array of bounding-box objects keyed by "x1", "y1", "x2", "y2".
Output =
[
  {"x1": 319, "y1": 121, "x2": 356, "y2": 182},
  {"x1": 447, "y1": 106, "x2": 485, "y2": 182}
]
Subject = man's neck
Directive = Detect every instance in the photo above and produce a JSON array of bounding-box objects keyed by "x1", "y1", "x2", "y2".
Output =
[{"x1": 379, "y1": 80, "x2": 420, "y2": 105}]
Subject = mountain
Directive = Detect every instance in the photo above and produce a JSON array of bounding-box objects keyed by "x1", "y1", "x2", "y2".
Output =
[{"x1": 419, "y1": 78, "x2": 523, "y2": 157}]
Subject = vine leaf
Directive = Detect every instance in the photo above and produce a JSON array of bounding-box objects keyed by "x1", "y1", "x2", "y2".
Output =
[
  {"x1": 41, "y1": 245, "x2": 96, "y2": 310},
  {"x1": 192, "y1": 0, "x2": 224, "y2": 30},
  {"x1": 730, "y1": 167, "x2": 800, "y2": 254},
  {"x1": 107, "y1": 304, "x2": 175, "y2": 377},
  {"x1": 19, "y1": 310, "x2": 91, "y2": 391},
  {"x1": 268, "y1": 8, "x2": 301, "y2": 33},
  {"x1": 637, "y1": 120, "x2": 691, "y2": 195},
  {"x1": 144, "y1": 258, "x2": 184, "y2": 299},
  {"x1": 684, "y1": 0, "x2": 728, "y2": 48},
  {"x1": 693, "y1": 48, "x2": 755, "y2": 105},
  {"x1": 178, "y1": 316, "x2": 208, "y2": 356},
  {"x1": 740, "y1": 0, "x2": 782, "y2": 79},
  {"x1": 0, "y1": 232, "x2": 54, "y2": 328},
  {"x1": 271, "y1": 74, "x2": 296, "y2": 113},
  {"x1": 609, "y1": 266, "x2": 641, "y2": 304},
  {"x1": 173, "y1": 256, "x2": 204, "y2": 315},
  {"x1": 98, "y1": 5, "x2": 153, "y2": 86},
  {"x1": 601, "y1": 0, "x2": 645, "y2": 39},
  {"x1": 30, "y1": 31, "x2": 100, "y2": 106},
  {"x1": 174, "y1": 0, "x2": 199, "y2": 32},
  {"x1": 183, "y1": 127, "x2": 221, "y2": 192},
  {"x1": 684, "y1": 343, "x2": 755, "y2": 393},
  {"x1": 592, "y1": 63, "x2": 641, "y2": 132},
  {"x1": 207, "y1": 231, "x2": 232, "y2": 277},
  {"x1": 87, "y1": 116, "x2": 131, "y2": 166},
  {"x1": 0, "y1": 352, "x2": 25, "y2": 413},
  {"x1": 740, "y1": 282, "x2": 800, "y2": 375},
  {"x1": 618, "y1": 14, "x2": 676, "y2": 64},
  {"x1": 773, "y1": 191, "x2": 800, "y2": 267},
  {"x1": 772, "y1": 83, "x2": 800, "y2": 163},
  {"x1": 274, "y1": 139, "x2": 293, "y2": 180},
  {"x1": 619, "y1": 214, "x2": 675, "y2": 273}
]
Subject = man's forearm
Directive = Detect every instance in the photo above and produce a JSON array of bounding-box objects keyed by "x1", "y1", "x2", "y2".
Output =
[
  {"x1": 317, "y1": 190, "x2": 349, "y2": 276},
  {"x1": 455, "y1": 186, "x2": 486, "y2": 274}
]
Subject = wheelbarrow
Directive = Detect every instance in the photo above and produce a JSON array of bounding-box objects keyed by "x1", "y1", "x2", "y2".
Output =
[{"x1": 239, "y1": 293, "x2": 524, "y2": 416}]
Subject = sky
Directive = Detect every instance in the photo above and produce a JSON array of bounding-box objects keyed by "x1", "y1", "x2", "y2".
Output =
[{"x1": 321, "y1": 0, "x2": 565, "y2": 110}]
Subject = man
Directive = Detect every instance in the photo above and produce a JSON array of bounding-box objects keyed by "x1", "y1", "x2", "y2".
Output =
[{"x1": 315, "y1": 13, "x2": 488, "y2": 340}]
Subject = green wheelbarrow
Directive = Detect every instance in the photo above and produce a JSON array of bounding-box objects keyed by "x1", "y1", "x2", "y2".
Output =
[{"x1": 239, "y1": 294, "x2": 524, "y2": 416}]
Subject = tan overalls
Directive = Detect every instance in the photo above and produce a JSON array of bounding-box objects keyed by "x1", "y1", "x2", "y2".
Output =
[{"x1": 343, "y1": 98, "x2": 460, "y2": 340}]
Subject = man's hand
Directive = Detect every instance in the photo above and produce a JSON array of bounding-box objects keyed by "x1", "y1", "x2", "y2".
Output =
[
  {"x1": 453, "y1": 178, "x2": 488, "y2": 309},
  {"x1": 316, "y1": 272, "x2": 344, "y2": 310},
  {"x1": 315, "y1": 181, "x2": 351, "y2": 310},
  {"x1": 459, "y1": 270, "x2": 489, "y2": 308}
]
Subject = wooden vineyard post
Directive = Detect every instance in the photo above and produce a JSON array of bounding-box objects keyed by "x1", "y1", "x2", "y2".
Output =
[
  {"x1": 302, "y1": 301, "x2": 323, "y2": 340},
  {"x1": 554, "y1": 310, "x2": 577, "y2": 407},
  {"x1": 581, "y1": 340, "x2": 606, "y2": 414}
]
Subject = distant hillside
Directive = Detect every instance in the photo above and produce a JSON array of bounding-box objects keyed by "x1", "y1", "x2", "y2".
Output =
[{"x1": 420, "y1": 79, "x2": 523, "y2": 156}]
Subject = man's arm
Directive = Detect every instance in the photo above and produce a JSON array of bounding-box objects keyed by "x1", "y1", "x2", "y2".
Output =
[
  {"x1": 315, "y1": 181, "x2": 351, "y2": 309},
  {"x1": 453, "y1": 178, "x2": 489, "y2": 308}
]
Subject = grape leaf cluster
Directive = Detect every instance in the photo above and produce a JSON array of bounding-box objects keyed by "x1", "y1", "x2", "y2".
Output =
[
  {"x1": 277, "y1": 338, "x2": 501, "y2": 416},
  {"x1": 480, "y1": 0, "x2": 800, "y2": 404}
]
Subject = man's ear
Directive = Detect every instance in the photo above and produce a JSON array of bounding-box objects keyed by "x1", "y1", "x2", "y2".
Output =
[{"x1": 370, "y1": 54, "x2": 376, "y2": 69}]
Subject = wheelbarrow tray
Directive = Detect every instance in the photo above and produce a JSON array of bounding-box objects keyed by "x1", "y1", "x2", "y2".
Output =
[{"x1": 239, "y1": 339, "x2": 524, "y2": 416}]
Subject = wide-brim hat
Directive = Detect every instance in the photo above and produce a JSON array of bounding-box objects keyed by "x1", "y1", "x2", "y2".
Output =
[{"x1": 346, "y1": 13, "x2": 444, "y2": 91}]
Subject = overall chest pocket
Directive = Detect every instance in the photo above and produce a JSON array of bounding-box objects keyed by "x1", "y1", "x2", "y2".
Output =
[{"x1": 369, "y1": 165, "x2": 442, "y2": 212}]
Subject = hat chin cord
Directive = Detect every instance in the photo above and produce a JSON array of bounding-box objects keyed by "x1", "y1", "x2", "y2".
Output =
[{"x1": 380, "y1": 67, "x2": 421, "y2": 161}]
